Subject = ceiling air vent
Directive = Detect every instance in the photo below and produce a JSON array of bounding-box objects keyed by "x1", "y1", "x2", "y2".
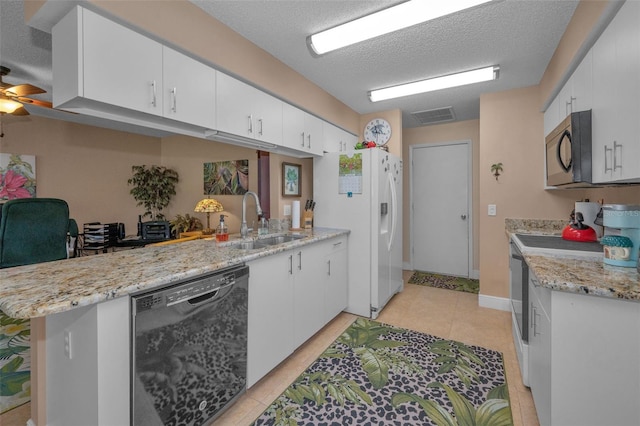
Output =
[{"x1": 411, "y1": 107, "x2": 455, "y2": 125}]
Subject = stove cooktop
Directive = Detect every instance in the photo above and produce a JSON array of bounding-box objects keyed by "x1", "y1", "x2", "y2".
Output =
[{"x1": 513, "y1": 233, "x2": 603, "y2": 258}]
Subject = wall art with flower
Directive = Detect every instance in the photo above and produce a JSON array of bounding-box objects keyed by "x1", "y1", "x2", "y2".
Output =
[{"x1": 0, "y1": 154, "x2": 36, "y2": 201}]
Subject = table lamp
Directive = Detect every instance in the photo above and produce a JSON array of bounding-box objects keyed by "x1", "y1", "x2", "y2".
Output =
[{"x1": 194, "y1": 197, "x2": 224, "y2": 235}]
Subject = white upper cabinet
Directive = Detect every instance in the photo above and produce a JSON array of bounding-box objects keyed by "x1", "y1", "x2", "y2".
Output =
[
  {"x1": 216, "y1": 72, "x2": 283, "y2": 145},
  {"x1": 53, "y1": 6, "x2": 216, "y2": 130},
  {"x1": 162, "y1": 47, "x2": 216, "y2": 129},
  {"x1": 592, "y1": 0, "x2": 640, "y2": 183},
  {"x1": 323, "y1": 122, "x2": 358, "y2": 152},
  {"x1": 544, "y1": 51, "x2": 593, "y2": 137},
  {"x1": 282, "y1": 103, "x2": 324, "y2": 156},
  {"x1": 54, "y1": 7, "x2": 164, "y2": 115}
]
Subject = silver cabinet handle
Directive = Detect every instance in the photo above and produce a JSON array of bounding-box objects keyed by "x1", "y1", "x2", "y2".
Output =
[
  {"x1": 301, "y1": 132, "x2": 305, "y2": 147},
  {"x1": 258, "y1": 118, "x2": 263, "y2": 136},
  {"x1": 307, "y1": 133, "x2": 312, "y2": 149},
  {"x1": 604, "y1": 145, "x2": 612, "y2": 173},
  {"x1": 531, "y1": 276, "x2": 540, "y2": 287},
  {"x1": 613, "y1": 141, "x2": 622, "y2": 171},
  {"x1": 333, "y1": 241, "x2": 343, "y2": 247},
  {"x1": 533, "y1": 306, "x2": 541, "y2": 337},
  {"x1": 150, "y1": 80, "x2": 157, "y2": 107},
  {"x1": 248, "y1": 115, "x2": 253, "y2": 134},
  {"x1": 298, "y1": 251, "x2": 302, "y2": 270},
  {"x1": 327, "y1": 260, "x2": 331, "y2": 276},
  {"x1": 288, "y1": 254, "x2": 293, "y2": 275},
  {"x1": 171, "y1": 87, "x2": 177, "y2": 112}
]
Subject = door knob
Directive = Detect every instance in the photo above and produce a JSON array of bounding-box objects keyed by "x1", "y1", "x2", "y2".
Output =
[{"x1": 461, "y1": 214, "x2": 467, "y2": 220}]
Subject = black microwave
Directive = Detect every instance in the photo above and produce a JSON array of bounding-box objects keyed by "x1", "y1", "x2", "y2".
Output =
[{"x1": 545, "y1": 110, "x2": 592, "y2": 187}]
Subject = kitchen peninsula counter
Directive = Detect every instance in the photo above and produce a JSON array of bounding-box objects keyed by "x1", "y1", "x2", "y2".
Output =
[{"x1": 0, "y1": 227, "x2": 349, "y2": 319}]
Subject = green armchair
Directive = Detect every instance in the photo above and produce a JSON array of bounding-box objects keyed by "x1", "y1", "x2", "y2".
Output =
[{"x1": 0, "y1": 198, "x2": 71, "y2": 268}]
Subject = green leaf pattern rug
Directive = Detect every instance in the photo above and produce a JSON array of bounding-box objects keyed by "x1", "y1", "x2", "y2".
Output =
[
  {"x1": 253, "y1": 318, "x2": 512, "y2": 425},
  {"x1": 0, "y1": 311, "x2": 31, "y2": 414}
]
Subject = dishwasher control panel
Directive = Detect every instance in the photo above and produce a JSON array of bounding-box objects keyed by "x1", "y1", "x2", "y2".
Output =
[{"x1": 133, "y1": 265, "x2": 247, "y2": 313}]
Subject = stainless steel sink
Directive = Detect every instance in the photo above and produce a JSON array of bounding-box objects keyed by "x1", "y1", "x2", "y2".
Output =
[
  {"x1": 228, "y1": 234, "x2": 305, "y2": 250},
  {"x1": 229, "y1": 241, "x2": 269, "y2": 250},
  {"x1": 257, "y1": 235, "x2": 305, "y2": 245}
]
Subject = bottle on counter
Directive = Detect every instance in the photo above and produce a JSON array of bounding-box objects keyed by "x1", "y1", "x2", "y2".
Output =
[{"x1": 216, "y1": 214, "x2": 229, "y2": 242}]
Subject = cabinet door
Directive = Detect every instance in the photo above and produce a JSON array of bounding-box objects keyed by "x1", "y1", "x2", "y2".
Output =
[
  {"x1": 592, "y1": 1, "x2": 640, "y2": 183},
  {"x1": 293, "y1": 243, "x2": 327, "y2": 348},
  {"x1": 162, "y1": 47, "x2": 216, "y2": 129},
  {"x1": 253, "y1": 90, "x2": 283, "y2": 144},
  {"x1": 612, "y1": 1, "x2": 640, "y2": 181},
  {"x1": 528, "y1": 276, "x2": 551, "y2": 426},
  {"x1": 247, "y1": 251, "x2": 294, "y2": 387},
  {"x1": 544, "y1": 95, "x2": 560, "y2": 138},
  {"x1": 323, "y1": 123, "x2": 357, "y2": 153},
  {"x1": 216, "y1": 73, "x2": 257, "y2": 137},
  {"x1": 283, "y1": 103, "x2": 306, "y2": 151},
  {"x1": 325, "y1": 237, "x2": 348, "y2": 321},
  {"x1": 571, "y1": 50, "x2": 593, "y2": 113},
  {"x1": 304, "y1": 113, "x2": 325, "y2": 156},
  {"x1": 82, "y1": 8, "x2": 163, "y2": 116}
]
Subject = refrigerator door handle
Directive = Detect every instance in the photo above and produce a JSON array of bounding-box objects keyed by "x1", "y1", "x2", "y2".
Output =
[{"x1": 387, "y1": 172, "x2": 397, "y2": 252}]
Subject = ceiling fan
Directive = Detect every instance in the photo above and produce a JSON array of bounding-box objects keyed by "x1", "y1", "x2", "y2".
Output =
[{"x1": 0, "y1": 65, "x2": 53, "y2": 116}]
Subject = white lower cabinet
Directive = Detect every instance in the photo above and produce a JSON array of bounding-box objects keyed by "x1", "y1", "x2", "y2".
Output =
[
  {"x1": 247, "y1": 236, "x2": 348, "y2": 387},
  {"x1": 246, "y1": 250, "x2": 295, "y2": 388},
  {"x1": 324, "y1": 236, "x2": 348, "y2": 319},
  {"x1": 528, "y1": 271, "x2": 551, "y2": 426},
  {"x1": 292, "y1": 243, "x2": 328, "y2": 348},
  {"x1": 527, "y1": 271, "x2": 640, "y2": 426}
]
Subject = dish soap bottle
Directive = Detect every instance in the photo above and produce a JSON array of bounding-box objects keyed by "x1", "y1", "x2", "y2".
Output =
[{"x1": 215, "y1": 214, "x2": 229, "y2": 242}]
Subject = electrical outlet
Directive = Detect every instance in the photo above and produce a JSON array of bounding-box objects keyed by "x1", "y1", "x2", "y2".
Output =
[
  {"x1": 64, "y1": 330, "x2": 72, "y2": 359},
  {"x1": 488, "y1": 204, "x2": 497, "y2": 216},
  {"x1": 284, "y1": 204, "x2": 291, "y2": 216}
]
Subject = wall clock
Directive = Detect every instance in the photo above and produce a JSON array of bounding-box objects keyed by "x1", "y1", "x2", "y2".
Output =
[{"x1": 364, "y1": 118, "x2": 392, "y2": 146}]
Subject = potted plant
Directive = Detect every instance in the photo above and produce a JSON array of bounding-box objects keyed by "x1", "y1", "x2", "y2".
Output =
[
  {"x1": 170, "y1": 214, "x2": 203, "y2": 237},
  {"x1": 127, "y1": 165, "x2": 179, "y2": 220}
]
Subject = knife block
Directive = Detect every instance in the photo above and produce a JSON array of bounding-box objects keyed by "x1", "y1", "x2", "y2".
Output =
[{"x1": 303, "y1": 211, "x2": 313, "y2": 229}]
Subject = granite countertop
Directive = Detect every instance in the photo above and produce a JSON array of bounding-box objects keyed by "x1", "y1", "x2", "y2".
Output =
[
  {"x1": 0, "y1": 228, "x2": 349, "y2": 319},
  {"x1": 505, "y1": 218, "x2": 640, "y2": 302}
]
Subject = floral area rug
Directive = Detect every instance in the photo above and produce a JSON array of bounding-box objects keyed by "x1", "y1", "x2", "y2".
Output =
[
  {"x1": 408, "y1": 271, "x2": 480, "y2": 294},
  {"x1": 0, "y1": 311, "x2": 31, "y2": 414},
  {"x1": 253, "y1": 318, "x2": 512, "y2": 425}
]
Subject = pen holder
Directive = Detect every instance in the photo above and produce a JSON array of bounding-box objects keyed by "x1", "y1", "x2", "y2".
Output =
[{"x1": 303, "y1": 211, "x2": 313, "y2": 229}]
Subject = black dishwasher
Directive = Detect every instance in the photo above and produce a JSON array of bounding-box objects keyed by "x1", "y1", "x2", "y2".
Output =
[{"x1": 131, "y1": 264, "x2": 249, "y2": 426}]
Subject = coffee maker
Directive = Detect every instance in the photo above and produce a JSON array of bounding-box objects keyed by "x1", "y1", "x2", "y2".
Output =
[{"x1": 602, "y1": 204, "x2": 640, "y2": 267}]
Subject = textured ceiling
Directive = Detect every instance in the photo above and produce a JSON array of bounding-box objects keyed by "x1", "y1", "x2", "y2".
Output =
[
  {"x1": 0, "y1": 0, "x2": 579, "y2": 130},
  {"x1": 191, "y1": 0, "x2": 579, "y2": 128}
]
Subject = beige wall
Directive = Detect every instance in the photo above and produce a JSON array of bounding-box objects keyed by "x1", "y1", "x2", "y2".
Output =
[
  {"x1": 0, "y1": 114, "x2": 160, "y2": 233},
  {"x1": 269, "y1": 153, "x2": 314, "y2": 225},
  {"x1": 403, "y1": 120, "x2": 480, "y2": 272}
]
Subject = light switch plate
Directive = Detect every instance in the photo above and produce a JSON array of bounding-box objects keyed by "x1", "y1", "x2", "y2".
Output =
[
  {"x1": 488, "y1": 204, "x2": 497, "y2": 216},
  {"x1": 284, "y1": 204, "x2": 291, "y2": 216}
]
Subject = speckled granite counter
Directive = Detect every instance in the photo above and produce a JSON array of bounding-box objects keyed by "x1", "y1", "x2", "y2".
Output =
[
  {"x1": 506, "y1": 218, "x2": 640, "y2": 302},
  {"x1": 524, "y1": 254, "x2": 640, "y2": 301},
  {"x1": 0, "y1": 228, "x2": 349, "y2": 319}
]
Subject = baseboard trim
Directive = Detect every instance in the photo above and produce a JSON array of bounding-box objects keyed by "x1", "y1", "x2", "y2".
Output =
[{"x1": 479, "y1": 294, "x2": 510, "y2": 312}]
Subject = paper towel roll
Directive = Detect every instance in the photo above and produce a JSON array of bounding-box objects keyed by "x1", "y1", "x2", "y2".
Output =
[
  {"x1": 292, "y1": 200, "x2": 301, "y2": 229},
  {"x1": 576, "y1": 201, "x2": 602, "y2": 237}
]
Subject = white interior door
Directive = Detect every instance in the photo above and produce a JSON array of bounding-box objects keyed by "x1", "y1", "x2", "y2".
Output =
[{"x1": 412, "y1": 142, "x2": 470, "y2": 277}]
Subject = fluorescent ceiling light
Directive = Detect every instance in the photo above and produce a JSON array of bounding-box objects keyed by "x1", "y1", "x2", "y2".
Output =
[
  {"x1": 369, "y1": 65, "x2": 499, "y2": 102},
  {"x1": 308, "y1": 0, "x2": 493, "y2": 55}
]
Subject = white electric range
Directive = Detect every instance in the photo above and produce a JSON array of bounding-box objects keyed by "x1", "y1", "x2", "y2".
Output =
[{"x1": 509, "y1": 233, "x2": 602, "y2": 386}]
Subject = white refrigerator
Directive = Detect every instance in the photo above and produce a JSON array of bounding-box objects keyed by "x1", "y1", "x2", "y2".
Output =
[{"x1": 313, "y1": 149, "x2": 403, "y2": 318}]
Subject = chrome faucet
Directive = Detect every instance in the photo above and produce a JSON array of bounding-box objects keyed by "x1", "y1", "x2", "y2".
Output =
[{"x1": 240, "y1": 191, "x2": 263, "y2": 238}]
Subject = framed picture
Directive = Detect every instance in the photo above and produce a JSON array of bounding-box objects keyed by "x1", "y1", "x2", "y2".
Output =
[{"x1": 282, "y1": 162, "x2": 301, "y2": 197}]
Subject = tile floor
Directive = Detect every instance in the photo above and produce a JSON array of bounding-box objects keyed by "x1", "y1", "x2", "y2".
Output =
[{"x1": 0, "y1": 271, "x2": 539, "y2": 426}]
